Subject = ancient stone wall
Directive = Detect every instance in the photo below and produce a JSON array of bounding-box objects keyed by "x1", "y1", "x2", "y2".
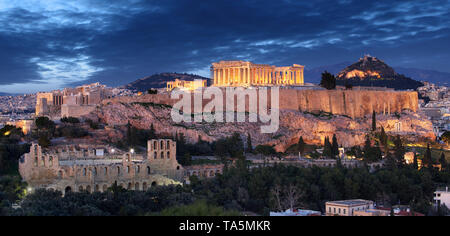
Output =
[
  {"x1": 19, "y1": 141, "x2": 184, "y2": 195},
  {"x1": 107, "y1": 88, "x2": 418, "y2": 119}
]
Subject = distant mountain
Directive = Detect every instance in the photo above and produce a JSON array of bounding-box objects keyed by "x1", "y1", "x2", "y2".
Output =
[
  {"x1": 122, "y1": 73, "x2": 210, "y2": 92},
  {"x1": 395, "y1": 67, "x2": 450, "y2": 86},
  {"x1": 306, "y1": 60, "x2": 449, "y2": 87},
  {"x1": 0, "y1": 92, "x2": 17, "y2": 96}
]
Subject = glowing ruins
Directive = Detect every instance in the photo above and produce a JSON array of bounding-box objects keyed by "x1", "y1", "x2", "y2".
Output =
[{"x1": 211, "y1": 61, "x2": 304, "y2": 87}]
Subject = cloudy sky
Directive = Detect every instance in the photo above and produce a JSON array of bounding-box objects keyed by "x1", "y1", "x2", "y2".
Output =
[{"x1": 0, "y1": 0, "x2": 449, "y2": 93}]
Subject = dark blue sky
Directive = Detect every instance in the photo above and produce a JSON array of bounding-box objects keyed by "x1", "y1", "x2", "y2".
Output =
[{"x1": 1, "y1": 0, "x2": 449, "y2": 93}]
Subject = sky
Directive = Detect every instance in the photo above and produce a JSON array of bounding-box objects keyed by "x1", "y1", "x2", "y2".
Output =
[{"x1": 0, "y1": 0, "x2": 449, "y2": 93}]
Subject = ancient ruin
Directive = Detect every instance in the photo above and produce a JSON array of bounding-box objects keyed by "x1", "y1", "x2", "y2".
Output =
[
  {"x1": 211, "y1": 61, "x2": 304, "y2": 86},
  {"x1": 36, "y1": 82, "x2": 113, "y2": 118},
  {"x1": 19, "y1": 139, "x2": 185, "y2": 194}
]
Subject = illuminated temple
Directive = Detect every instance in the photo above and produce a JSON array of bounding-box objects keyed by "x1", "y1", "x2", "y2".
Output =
[{"x1": 211, "y1": 61, "x2": 304, "y2": 87}]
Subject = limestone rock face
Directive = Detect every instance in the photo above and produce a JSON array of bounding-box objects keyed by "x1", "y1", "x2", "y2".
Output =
[{"x1": 87, "y1": 95, "x2": 434, "y2": 152}]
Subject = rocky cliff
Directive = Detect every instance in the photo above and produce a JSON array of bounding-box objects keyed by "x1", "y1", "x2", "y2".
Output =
[
  {"x1": 336, "y1": 55, "x2": 424, "y2": 90},
  {"x1": 85, "y1": 91, "x2": 434, "y2": 151}
]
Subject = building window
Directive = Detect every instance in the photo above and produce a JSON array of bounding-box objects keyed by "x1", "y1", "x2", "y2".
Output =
[
  {"x1": 154, "y1": 151, "x2": 157, "y2": 159},
  {"x1": 343, "y1": 209, "x2": 346, "y2": 214},
  {"x1": 104, "y1": 167, "x2": 108, "y2": 175},
  {"x1": 160, "y1": 140, "x2": 164, "y2": 149},
  {"x1": 49, "y1": 156, "x2": 53, "y2": 167},
  {"x1": 167, "y1": 140, "x2": 170, "y2": 148},
  {"x1": 147, "y1": 166, "x2": 151, "y2": 175},
  {"x1": 41, "y1": 156, "x2": 45, "y2": 167},
  {"x1": 161, "y1": 151, "x2": 164, "y2": 159},
  {"x1": 34, "y1": 157, "x2": 38, "y2": 167},
  {"x1": 167, "y1": 151, "x2": 170, "y2": 159},
  {"x1": 153, "y1": 141, "x2": 157, "y2": 150},
  {"x1": 93, "y1": 167, "x2": 97, "y2": 176},
  {"x1": 58, "y1": 171, "x2": 63, "y2": 178},
  {"x1": 83, "y1": 168, "x2": 87, "y2": 176},
  {"x1": 136, "y1": 166, "x2": 140, "y2": 173},
  {"x1": 117, "y1": 166, "x2": 121, "y2": 175},
  {"x1": 127, "y1": 166, "x2": 130, "y2": 173}
]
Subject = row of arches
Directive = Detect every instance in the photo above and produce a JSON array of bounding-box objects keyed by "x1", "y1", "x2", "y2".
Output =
[
  {"x1": 152, "y1": 151, "x2": 171, "y2": 159},
  {"x1": 151, "y1": 140, "x2": 171, "y2": 151},
  {"x1": 79, "y1": 165, "x2": 152, "y2": 178},
  {"x1": 34, "y1": 155, "x2": 55, "y2": 167},
  {"x1": 65, "y1": 181, "x2": 158, "y2": 194},
  {"x1": 187, "y1": 169, "x2": 221, "y2": 178}
]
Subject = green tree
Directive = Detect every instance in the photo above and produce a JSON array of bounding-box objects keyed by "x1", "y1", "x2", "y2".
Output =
[
  {"x1": 38, "y1": 135, "x2": 51, "y2": 148},
  {"x1": 246, "y1": 133, "x2": 253, "y2": 153},
  {"x1": 439, "y1": 152, "x2": 447, "y2": 171},
  {"x1": 331, "y1": 134, "x2": 339, "y2": 159},
  {"x1": 322, "y1": 136, "x2": 332, "y2": 158},
  {"x1": 423, "y1": 144, "x2": 433, "y2": 169},
  {"x1": 297, "y1": 136, "x2": 306, "y2": 156},
  {"x1": 159, "y1": 200, "x2": 240, "y2": 216},
  {"x1": 393, "y1": 135, "x2": 405, "y2": 167},
  {"x1": 372, "y1": 111, "x2": 376, "y2": 131},
  {"x1": 319, "y1": 71, "x2": 336, "y2": 90}
]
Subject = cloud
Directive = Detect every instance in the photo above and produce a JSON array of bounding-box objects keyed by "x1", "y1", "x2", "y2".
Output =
[{"x1": 0, "y1": 0, "x2": 450, "y2": 93}]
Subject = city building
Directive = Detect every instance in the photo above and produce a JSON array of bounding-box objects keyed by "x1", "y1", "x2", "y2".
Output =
[
  {"x1": 36, "y1": 82, "x2": 114, "y2": 118},
  {"x1": 325, "y1": 199, "x2": 374, "y2": 216},
  {"x1": 211, "y1": 61, "x2": 304, "y2": 87},
  {"x1": 270, "y1": 209, "x2": 321, "y2": 216},
  {"x1": 434, "y1": 187, "x2": 450, "y2": 209},
  {"x1": 166, "y1": 79, "x2": 207, "y2": 91},
  {"x1": 19, "y1": 139, "x2": 184, "y2": 195}
]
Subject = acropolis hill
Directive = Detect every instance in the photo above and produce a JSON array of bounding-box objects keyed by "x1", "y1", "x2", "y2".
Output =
[{"x1": 86, "y1": 89, "x2": 432, "y2": 151}]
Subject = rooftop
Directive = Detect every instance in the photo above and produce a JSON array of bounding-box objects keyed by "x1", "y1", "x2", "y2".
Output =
[{"x1": 326, "y1": 199, "x2": 373, "y2": 206}]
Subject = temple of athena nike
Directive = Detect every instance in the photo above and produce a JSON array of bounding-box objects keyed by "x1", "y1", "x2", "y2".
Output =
[{"x1": 211, "y1": 60, "x2": 304, "y2": 87}]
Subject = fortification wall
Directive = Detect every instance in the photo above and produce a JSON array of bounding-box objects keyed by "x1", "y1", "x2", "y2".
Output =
[{"x1": 103, "y1": 88, "x2": 418, "y2": 119}]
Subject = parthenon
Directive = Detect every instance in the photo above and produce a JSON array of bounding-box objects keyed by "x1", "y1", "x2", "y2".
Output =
[{"x1": 211, "y1": 61, "x2": 304, "y2": 87}]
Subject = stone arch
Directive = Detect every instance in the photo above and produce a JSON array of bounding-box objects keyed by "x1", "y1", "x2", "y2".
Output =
[
  {"x1": 86, "y1": 185, "x2": 91, "y2": 193},
  {"x1": 151, "y1": 181, "x2": 157, "y2": 187},
  {"x1": 102, "y1": 184, "x2": 108, "y2": 192},
  {"x1": 135, "y1": 182, "x2": 140, "y2": 191},
  {"x1": 79, "y1": 186, "x2": 84, "y2": 192},
  {"x1": 143, "y1": 182, "x2": 148, "y2": 191},
  {"x1": 95, "y1": 185, "x2": 99, "y2": 192},
  {"x1": 65, "y1": 186, "x2": 72, "y2": 194}
]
